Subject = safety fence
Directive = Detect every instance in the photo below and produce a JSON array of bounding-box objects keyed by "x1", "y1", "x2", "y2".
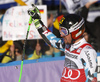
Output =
[{"x1": 0, "y1": 53, "x2": 100, "y2": 82}]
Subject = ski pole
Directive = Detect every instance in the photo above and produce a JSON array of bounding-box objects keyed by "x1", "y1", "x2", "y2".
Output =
[{"x1": 18, "y1": 16, "x2": 33, "y2": 82}]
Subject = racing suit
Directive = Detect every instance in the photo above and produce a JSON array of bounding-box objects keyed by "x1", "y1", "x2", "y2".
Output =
[{"x1": 36, "y1": 23, "x2": 97, "y2": 82}]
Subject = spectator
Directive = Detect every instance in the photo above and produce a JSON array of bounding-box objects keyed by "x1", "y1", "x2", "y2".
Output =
[
  {"x1": 0, "y1": 38, "x2": 13, "y2": 62},
  {"x1": 44, "y1": 13, "x2": 62, "y2": 57},
  {"x1": 14, "y1": 42, "x2": 23, "y2": 61},
  {"x1": 83, "y1": 32, "x2": 89, "y2": 42},
  {"x1": 1, "y1": 42, "x2": 15, "y2": 63},
  {"x1": 80, "y1": 0, "x2": 99, "y2": 51},
  {"x1": 1, "y1": 41, "x2": 23, "y2": 63},
  {"x1": 27, "y1": 39, "x2": 45, "y2": 60}
]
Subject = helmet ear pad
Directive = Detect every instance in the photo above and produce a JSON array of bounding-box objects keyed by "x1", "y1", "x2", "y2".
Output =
[{"x1": 71, "y1": 25, "x2": 85, "y2": 40}]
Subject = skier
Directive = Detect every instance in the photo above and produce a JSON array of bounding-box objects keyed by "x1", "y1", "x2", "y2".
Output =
[{"x1": 28, "y1": 4, "x2": 97, "y2": 82}]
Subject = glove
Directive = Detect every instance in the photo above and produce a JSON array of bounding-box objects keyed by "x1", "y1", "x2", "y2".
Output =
[
  {"x1": 28, "y1": 4, "x2": 41, "y2": 28},
  {"x1": 28, "y1": 4, "x2": 41, "y2": 20}
]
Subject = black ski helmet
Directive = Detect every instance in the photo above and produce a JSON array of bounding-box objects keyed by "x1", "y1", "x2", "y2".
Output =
[{"x1": 59, "y1": 14, "x2": 85, "y2": 40}]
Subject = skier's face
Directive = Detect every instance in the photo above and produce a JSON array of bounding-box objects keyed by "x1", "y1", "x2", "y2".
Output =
[{"x1": 61, "y1": 34, "x2": 72, "y2": 44}]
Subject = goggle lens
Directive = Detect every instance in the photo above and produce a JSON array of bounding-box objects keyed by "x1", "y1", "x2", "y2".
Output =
[{"x1": 59, "y1": 27, "x2": 69, "y2": 36}]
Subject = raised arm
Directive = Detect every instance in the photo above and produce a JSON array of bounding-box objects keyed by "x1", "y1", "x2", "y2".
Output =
[
  {"x1": 27, "y1": 4, "x2": 65, "y2": 51},
  {"x1": 80, "y1": 0, "x2": 98, "y2": 20}
]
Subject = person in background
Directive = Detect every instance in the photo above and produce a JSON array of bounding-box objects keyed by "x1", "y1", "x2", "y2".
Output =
[
  {"x1": 1, "y1": 41, "x2": 23, "y2": 63},
  {"x1": 28, "y1": 4, "x2": 97, "y2": 82},
  {"x1": 80, "y1": 0, "x2": 99, "y2": 51},
  {"x1": 83, "y1": 32, "x2": 89, "y2": 42},
  {"x1": 14, "y1": 42, "x2": 23, "y2": 61},
  {"x1": 43, "y1": 13, "x2": 54, "y2": 58},
  {"x1": 0, "y1": 38, "x2": 13, "y2": 61},
  {"x1": 45, "y1": 13, "x2": 62, "y2": 57},
  {"x1": 1, "y1": 42, "x2": 15, "y2": 63},
  {"x1": 27, "y1": 39, "x2": 45, "y2": 60}
]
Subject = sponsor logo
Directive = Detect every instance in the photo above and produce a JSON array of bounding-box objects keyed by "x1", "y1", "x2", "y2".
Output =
[
  {"x1": 85, "y1": 51, "x2": 93, "y2": 68},
  {"x1": 59, "y1": 17, "x2": 65, "y2": 24},
  {"x1": 75, "y1": 31, "x2": 82, "y2": 37},
  {"x1": 65, "y1": 51, "x2": 78, "y2": 59},
  {"x1": 62, "y1": 68, "x2": 80, "y2": 80}
]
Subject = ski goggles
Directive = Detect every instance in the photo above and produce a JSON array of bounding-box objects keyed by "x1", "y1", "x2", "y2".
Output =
[{"x1": 59, "y1": 27, "x2": 69, "y2": 36}]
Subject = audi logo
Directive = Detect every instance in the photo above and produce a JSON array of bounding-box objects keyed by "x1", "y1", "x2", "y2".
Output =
[{"x1": 62, "y1": 68, "x2": 80, "y2": 80}]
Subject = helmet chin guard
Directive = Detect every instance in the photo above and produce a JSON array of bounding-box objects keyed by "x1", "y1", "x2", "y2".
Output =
[{"x1": 59, "y1": 14, "x2": 85, "y2": 40}]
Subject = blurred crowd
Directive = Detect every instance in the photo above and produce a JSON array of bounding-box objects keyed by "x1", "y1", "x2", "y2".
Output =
[{"x1": 0, "y1": 0, "x2": 100, "y2": 64}]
